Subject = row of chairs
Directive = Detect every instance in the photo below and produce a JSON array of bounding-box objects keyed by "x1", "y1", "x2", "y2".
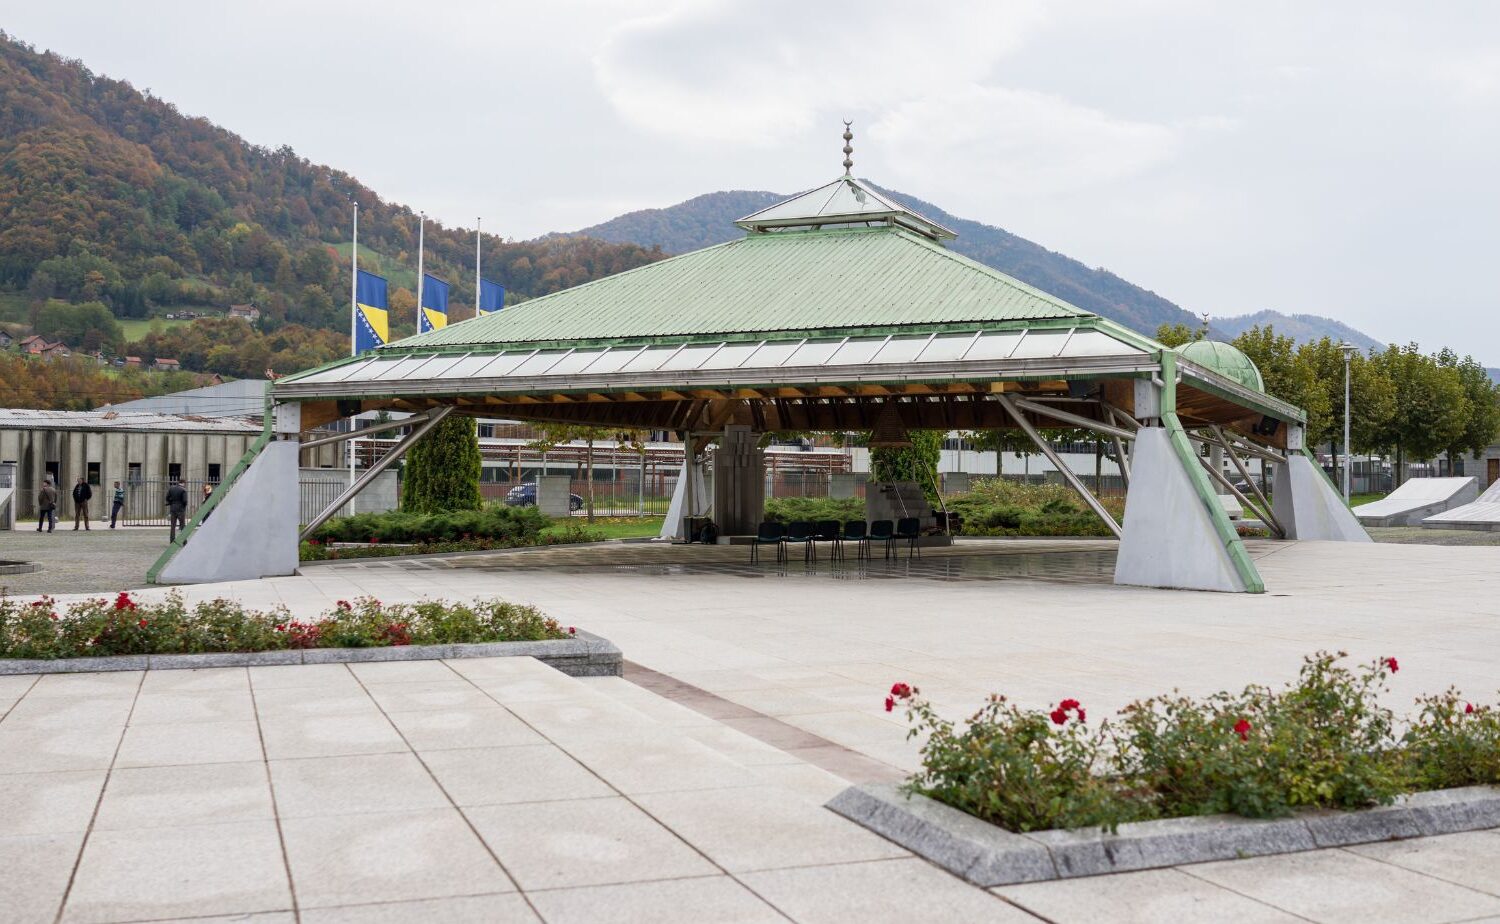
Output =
[{"x1": 751, "y1": 518, "x2": 923, "y2": 563}]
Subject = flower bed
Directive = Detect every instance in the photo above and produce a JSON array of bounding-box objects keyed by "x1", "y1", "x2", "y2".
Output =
[
  {"x1": 890, "y1": 652, "x2": 1499, "y2": 833},
  {"x1": 0, "y1": 592, "x2": 573, "y2": 660}
]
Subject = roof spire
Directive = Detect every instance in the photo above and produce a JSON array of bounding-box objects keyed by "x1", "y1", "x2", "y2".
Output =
[{"x1": 841, "y1": 121, "x2": 854, "y2": 176}]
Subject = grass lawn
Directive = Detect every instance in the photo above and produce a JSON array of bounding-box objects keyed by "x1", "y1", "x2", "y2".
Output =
[
  {"x1": 1348, "y1": 492, "x2": 1388, "y2": 507},
  {"x1": 118, "y1": 317, "x2": 193, "y2": 341},
  {"x1": 547, "y1": 516, "x2": 663, "y2": 540}
]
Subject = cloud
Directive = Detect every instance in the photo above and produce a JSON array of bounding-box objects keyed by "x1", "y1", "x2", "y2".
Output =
[
  {"x1": 871, "y1": 84, "x2": 1184, "y2": 199},
  {"x1": 592, "y1": 0, "x2": 1049, "y2": 144}
]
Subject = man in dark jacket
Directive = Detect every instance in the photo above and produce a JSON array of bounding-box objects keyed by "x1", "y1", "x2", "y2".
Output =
[
  {"x1": 109, "y1": 481, "x2": 125, "y2": 528},
  {"x1": 71, "y1": 476, "x2": 93, "y2": 531},
  {"x1": 165, "y1": 478, "x2": 188, "y2": 542},
  {"x1": 36, "y1": 479, "x2": 56, "y2": 532}
]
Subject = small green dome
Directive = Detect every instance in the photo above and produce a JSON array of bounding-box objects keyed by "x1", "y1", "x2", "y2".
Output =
[{"x1": 1178, "y1": 340, "x2": 1264, "y2": 393}]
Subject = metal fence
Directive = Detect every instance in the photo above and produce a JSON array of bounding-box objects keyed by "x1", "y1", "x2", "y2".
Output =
[{"x1": 113, "y1": 479, "x2": 214, "y2": 527}]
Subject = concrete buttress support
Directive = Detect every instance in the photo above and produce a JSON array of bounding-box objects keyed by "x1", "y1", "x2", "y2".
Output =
[
  {"x1": 156, "y1": 440, "x2": 300, "y2": 583},
  {"x1": 1114, "y1": 353, "x2": 1266, "y2": 593},
  {"x1": 1273, "y1": 447, "x2": 1372, "y2": 542}
]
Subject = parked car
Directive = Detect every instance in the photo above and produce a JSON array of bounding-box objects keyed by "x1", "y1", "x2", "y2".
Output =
[{"x1": 504, "y1": 482, "x2": 584, "y2": 511}]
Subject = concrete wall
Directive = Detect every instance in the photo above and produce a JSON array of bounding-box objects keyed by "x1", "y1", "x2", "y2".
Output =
[
  {"x1": 297, "y1": 467, "x2": 399, "y2": 522},
  {"x1": 157, "y1": 440, "x2": 300, "y2": 584},
  {"x1": 0, "y1": 428, "x2": 256, "y2": 519},
  {"x1": 536, "y1": 475, "x2": 573, "y2": 517}
]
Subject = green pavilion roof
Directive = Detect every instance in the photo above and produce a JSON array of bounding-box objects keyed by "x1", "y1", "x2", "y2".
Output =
[{"x1": 389, "y1": 224, "x2": 1089, "y2": 352}]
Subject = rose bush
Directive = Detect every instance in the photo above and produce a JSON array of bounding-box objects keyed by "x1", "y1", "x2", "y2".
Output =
[
  {"x1": 893, "y1": 651, "x2": 1500, "y2": 833},
  {"x1": 0, "y1": 592, "x2": 570, "y2": 659}
]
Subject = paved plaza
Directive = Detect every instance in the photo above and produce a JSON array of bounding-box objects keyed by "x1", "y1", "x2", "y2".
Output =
[{"x1": 3, "y1": 538, "x2": 1500, "y2": 922}]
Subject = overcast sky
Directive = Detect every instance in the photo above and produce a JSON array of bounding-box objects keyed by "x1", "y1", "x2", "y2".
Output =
[{"x1": 8, "y1": 1, "x2": 1499, "y2": 361}]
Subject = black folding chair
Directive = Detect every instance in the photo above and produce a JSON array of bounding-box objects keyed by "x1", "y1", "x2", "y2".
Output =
[
  {"x1": 893, "y1": 516, "x2": 922, "y2": 558},
  {"x1": 750, "y1": 521, "x2": 786, "y2": 562},
  {"x1": 840, "y1": 520, "x2": 868, "y2": 560},
  {"x1": 783, "y1": 520, "x2": 817, "y2": 562},
  {"x1": 814, "y1": 519, "x2": 842, "y2": 560},
  {"x1": 868, "y1": 519, "x2": 894, "y2": 559}
]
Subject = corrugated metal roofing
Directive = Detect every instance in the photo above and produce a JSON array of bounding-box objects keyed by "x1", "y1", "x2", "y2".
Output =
[
  {"x1": 284, "y1": 325, "x2": 1148, "y2": 390},
  {"x1": 0, "y1": 409, "x2": 262, "y2": 434},
  {"x1": 391, "y1": 226, "x2": 1088, "y2": 351}
]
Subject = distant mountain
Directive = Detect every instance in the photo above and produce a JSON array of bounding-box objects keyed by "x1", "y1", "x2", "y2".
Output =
[
  {"x1": 563, "y1": 185, "x2": 1383, "y2": 346},
  {"x1": 1211, "y1": 310, "x2": 1382, "y2": 352}
]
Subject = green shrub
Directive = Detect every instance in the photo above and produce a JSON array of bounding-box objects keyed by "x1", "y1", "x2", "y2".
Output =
[
  {"x1": 945, "y1": 478, "x2": 1122, "y2": 537},
  {"x1": 895, "y1": 651, "x2": 1496, "y2": 833},
  {"x1": 311, "y1": 504, "x2": 549, "y2": 544},
  {"x1": 762, "y1": 496, "x2": 865, "y2": 525},
  {"x1": 0, "y1": 591, "x2": 569, "y2": 660}
]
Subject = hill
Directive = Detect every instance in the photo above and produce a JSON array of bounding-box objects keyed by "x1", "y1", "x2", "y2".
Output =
[
  {"x1": 0, "y1": 31, "x2": 664, "y2": 358},
  {"x1": 565, "y1": 186, "x2": 1387, "y2": 347},
  {"x1": 1211, "y1": 310, "x2": 1382, "y2": 352}
]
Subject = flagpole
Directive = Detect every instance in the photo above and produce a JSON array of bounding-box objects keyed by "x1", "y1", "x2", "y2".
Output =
[
  {"x1": 348, "y1": 200, "x2": 359, "y2": 511},
  {"x1": 350, "y1": 202, "x2": 359, "y2": 358},
  {"x1": 416, "y1": 212, "x2": 425, "y2": 333},
  {"x1": 475, "y1": 217, "x2": 482, "y2": 316}
]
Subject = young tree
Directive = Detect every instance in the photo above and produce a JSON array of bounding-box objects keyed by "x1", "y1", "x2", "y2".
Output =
[
  {"x1": 528, "y1": 423, "x2": 646, "y2": 520},
  {"x1": 869, "y1": 431, "x2": 945, "y2": 503},
  {"x1": 401, "y1": 414, "x2": 482, "y2": 513},
  {"x1": 1297, "y1": 338, "x2": 1395, "y2": 481},
  {"x1": 1154, "y1": 322, "x2": 1206, "y2": 348},
  {"x1": 1435, "y1": 348, "x2": 1500, "y2": 474},
  {"x1": 1232, "y1": 325, "x2": 1329, "y2": 431},
  {"x1": 1368, "y1": 345, "x2": 1468, "y2": 484}
]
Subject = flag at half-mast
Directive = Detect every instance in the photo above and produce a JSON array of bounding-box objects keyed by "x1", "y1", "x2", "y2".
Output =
[
  {"x1": 478, "y1": 279, "x2": 505, "y2": 315},
  {"x1": 354, "y1": 270, "x2": 389, "y2": 354},
  {"x1": 419, "y1": 273, "x2": 449, "y2": 334}
]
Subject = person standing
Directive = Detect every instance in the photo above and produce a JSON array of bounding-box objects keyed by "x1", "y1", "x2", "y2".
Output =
[
  {"x1": 200, "y1": 482, "x2": 215, "y2": 522},
  {"x1": 109, "y1": 481, "x2": 125, "y2": 528},
  {"x1": 165, "y1": 478, "x2": 188, "y2": 543},
  {"x1": 71, "y1": 476, "x2": 93, "y2": 531},
  {"x1": 36, "y1": 478, "x2": 56, "y2": 532}
]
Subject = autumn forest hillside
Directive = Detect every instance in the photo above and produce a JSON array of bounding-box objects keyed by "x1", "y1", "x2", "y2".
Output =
[{"x1": 0, "y1": 31, "x2": 663, "y2": 368}]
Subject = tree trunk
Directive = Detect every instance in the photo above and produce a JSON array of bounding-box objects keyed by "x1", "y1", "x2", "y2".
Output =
[{"x1": 585, "y1": 437, "x2": 595, "y2": 522}]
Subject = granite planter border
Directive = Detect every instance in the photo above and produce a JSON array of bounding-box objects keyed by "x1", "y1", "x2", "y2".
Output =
[
  {"x1": 827, "y1": 782, "x2": 1500, "y2": 887},
  {"x1": 0, "y1": 629, "x2": 621, "y2": 677}
]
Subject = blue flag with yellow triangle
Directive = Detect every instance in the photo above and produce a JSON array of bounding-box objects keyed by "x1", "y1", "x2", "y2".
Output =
[
  {"x1": 479, "y1": 278, "x2": 505, "y2": 315},
  {"x1": 354, "y1": 270, "x2": 388, "y2": 354},
  {"x1": 420, "y1": 273, "x2": 448, "y2": 334}
]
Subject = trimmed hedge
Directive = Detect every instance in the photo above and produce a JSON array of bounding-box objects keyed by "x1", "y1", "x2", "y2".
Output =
[
  {"x1": 946, "y1": 479, "x2": 1123, "y2": 537},
  {"x1": 311, "y1": 504, "x2": 549, "y2": 544},
  {"x1": 762, "y1": 496, "x2": 865, "y2": 525}
]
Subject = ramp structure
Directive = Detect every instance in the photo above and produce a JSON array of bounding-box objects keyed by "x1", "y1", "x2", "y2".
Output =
[
  {"x1": 1422, "y1": 478, "x2": 1500, "y2": 531},
  {"x1": 1353, "y1": 477, "x2": 1477, "y2": 527}
]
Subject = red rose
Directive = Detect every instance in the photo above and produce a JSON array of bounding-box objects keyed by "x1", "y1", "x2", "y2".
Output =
[
  {"x1": 1059, "y1": 698, "x2": 1081, "y2": 711},
  {"x1": 1050, "y1": 707, "x2": 1068, "y2": 725},
  {"x1": 1076, "y1": 708, "x2": 1086, "y2": 723},
  {"x1": 890, "y1": 683, "x2": 912, "y2": 699},
  {"x1": 138, "y1": 618, "x2": 147, "y2": 629},
  {"x1": 884, "y1": 696, "x2": 895, "y2": 713},
  {"x1": 1465, "y1": 702, "x2": 1475, "y2": 715},
  {"x1": 1234, "y1": 718, "x2": 1252, "y2": 741},
  {"x1": 1384, "y1": 657, "x2": 1399, "y2": 673},
  {"x1": 568, "y1": 626, "x2": 577, "y2": 635}
]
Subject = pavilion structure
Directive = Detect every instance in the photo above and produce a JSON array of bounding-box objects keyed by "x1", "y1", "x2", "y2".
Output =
[{"x1": 151, "y1": 133, "x2": 1368, "y2": 591}]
